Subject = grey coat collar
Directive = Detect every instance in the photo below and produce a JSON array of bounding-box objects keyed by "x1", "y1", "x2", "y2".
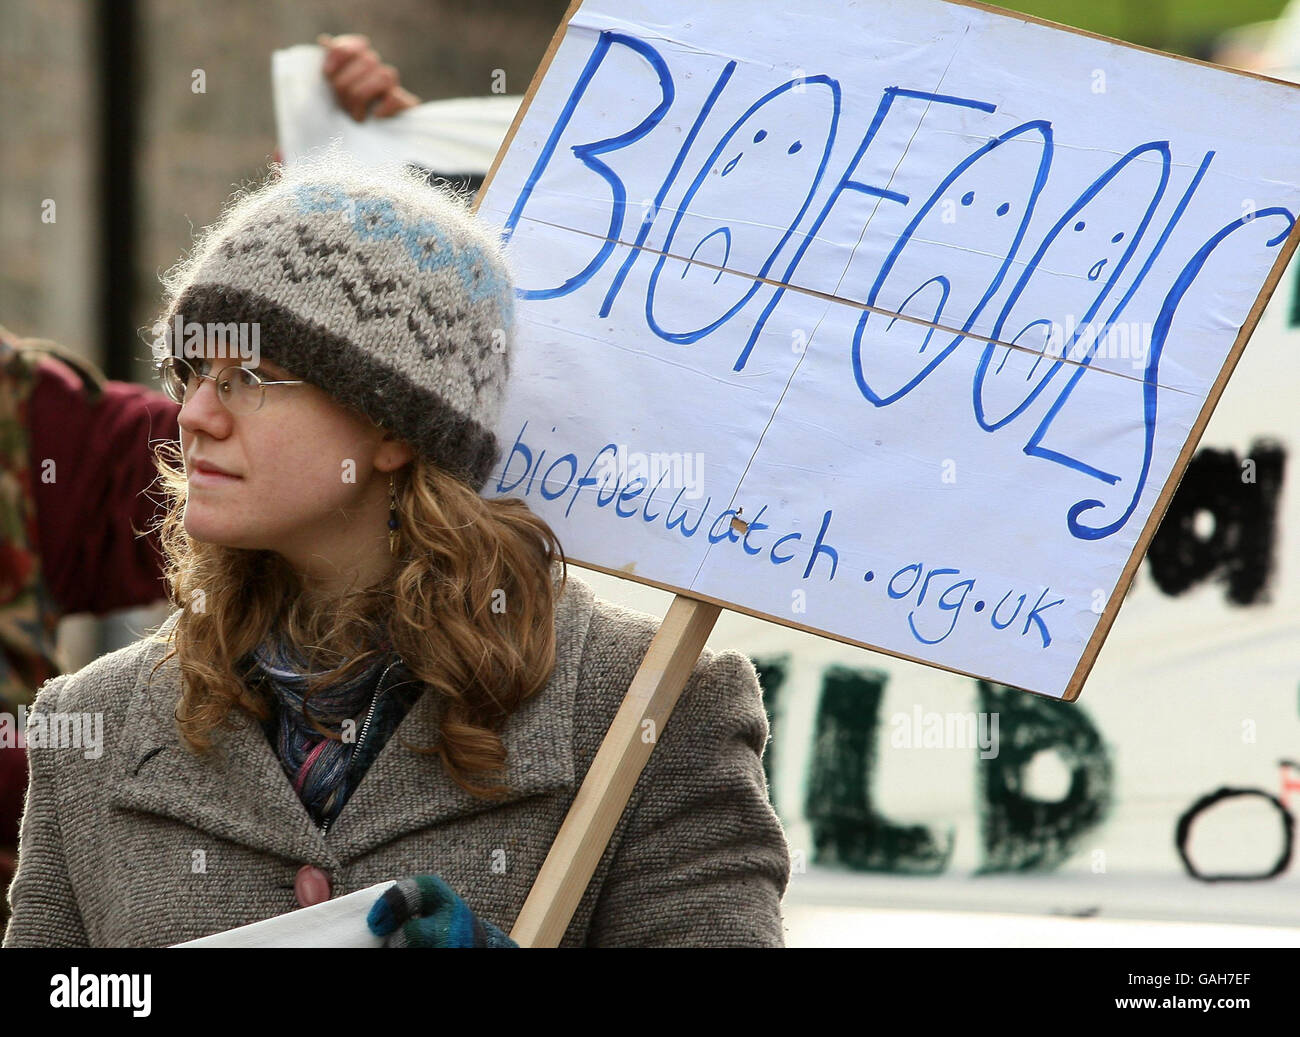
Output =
[{"x1": 107, "y1": 570, "x2": 595, "y2": 867}]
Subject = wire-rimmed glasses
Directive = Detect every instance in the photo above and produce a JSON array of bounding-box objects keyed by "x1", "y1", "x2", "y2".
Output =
[{"x1": 155, "y1": 356, "x2": 306, "y2": 415}]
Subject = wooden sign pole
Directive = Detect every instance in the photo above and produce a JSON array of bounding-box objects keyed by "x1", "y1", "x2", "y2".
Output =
[{"x1": 509, "y1": 594, "x2": 721, "y2": 947}]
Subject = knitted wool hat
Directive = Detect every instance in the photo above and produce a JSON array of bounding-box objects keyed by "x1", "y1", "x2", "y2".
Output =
[{"x1": 157, "y1": 154, "x2": 515, "y2": 490}]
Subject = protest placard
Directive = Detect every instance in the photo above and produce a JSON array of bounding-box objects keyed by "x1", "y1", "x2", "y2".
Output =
[{"x1": 478, "y1": 0, "x2": 1300, "y2": 703}]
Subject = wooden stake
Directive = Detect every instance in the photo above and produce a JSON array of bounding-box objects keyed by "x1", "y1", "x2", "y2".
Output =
[{"x1": 510, "y1": 593, "x2": 722, "y2": 947}]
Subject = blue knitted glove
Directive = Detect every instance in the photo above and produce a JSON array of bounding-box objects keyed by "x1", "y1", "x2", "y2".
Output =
[{"x1": 367, "y1": 874, "x2": 518, "y2": 948}]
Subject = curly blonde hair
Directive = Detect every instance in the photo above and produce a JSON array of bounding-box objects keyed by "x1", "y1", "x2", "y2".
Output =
[{"x1": 145, "y1": 440, "x2": 567, "y2": 801}]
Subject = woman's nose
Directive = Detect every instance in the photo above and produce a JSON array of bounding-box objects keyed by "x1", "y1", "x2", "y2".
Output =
[{"x1": 176, "y1": 373, "x2": 234, "y2": 437}]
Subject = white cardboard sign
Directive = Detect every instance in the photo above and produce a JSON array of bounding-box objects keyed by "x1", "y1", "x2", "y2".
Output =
[
  {"x1": 272, "y1": 44, "x2": 521, "y2": 173},
  {"x1": 477, "y1": 0, "x2": 1300, "y2": 699},
  {"x1": 173, "y1": 882, "x2": 392, "y2": 947}
]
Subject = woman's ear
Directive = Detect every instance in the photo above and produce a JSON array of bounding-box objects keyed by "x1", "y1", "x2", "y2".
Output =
[{"x1": 377, "y1": 436, "x2": 415, "y2": 473}]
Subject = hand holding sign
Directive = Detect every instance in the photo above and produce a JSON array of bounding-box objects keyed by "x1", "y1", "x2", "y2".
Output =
[
  {"x1": 317, "y1": 33, "x2": 420, "y2": 121},
  {"x1": 368, "y1": 874, "x2": 519, "y2": 948}
]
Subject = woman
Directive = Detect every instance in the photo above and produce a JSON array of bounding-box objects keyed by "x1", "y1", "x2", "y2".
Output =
[{"x1": 2, "y1": 156, "x2": 790, "y2": 948}]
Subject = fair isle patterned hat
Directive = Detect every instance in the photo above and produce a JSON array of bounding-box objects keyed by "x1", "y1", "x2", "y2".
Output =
[{"x1": 158, "y1": 152, "x2": 514, "y2": 491}]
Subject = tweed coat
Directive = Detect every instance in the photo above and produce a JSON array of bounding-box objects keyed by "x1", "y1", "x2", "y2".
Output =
[{"x1": 3, "y1": 570, "x2": 790, "y2": 947}]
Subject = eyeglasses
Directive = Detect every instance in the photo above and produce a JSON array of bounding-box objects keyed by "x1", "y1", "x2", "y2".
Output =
[{"x1": 156, "y1": 356, "x2": 307, "y2": 415}]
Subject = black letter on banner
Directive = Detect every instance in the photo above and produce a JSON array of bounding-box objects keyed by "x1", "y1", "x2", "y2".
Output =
[
  {"x1": 806, "y1": 666, "x2": 955, "y2": 874},
  {"x1": 976, "y1": 681, "x2": 1112, "y2": 872}
]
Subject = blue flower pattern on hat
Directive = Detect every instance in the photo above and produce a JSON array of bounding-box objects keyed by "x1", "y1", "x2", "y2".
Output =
[{"x1": 294, "y1": 185, "x2": 512, "y2": 313}]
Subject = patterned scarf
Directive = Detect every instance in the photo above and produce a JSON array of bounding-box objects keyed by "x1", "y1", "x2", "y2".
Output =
[{"x1": 250, "y1": 628, "x2": 408, "y2": 828}]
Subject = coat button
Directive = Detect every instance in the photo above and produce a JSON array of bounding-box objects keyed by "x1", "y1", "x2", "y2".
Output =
[{"x1": 294, "y1": 866, "x2": 332, "y2": 908}]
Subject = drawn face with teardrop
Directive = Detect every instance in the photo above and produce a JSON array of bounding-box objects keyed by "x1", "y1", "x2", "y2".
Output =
[
  {"x1": 849, "y1": 121, "x2": 1051, "y2": 408},
  {"x1": 972, "y1": 142, "x2": 1171, "y2": 432},
  {"x1": 1051, "y1": 198, "x2": 1293, "y2": 543},
  {"x1": 646, "y1": 76, "x2": 839, "y2": 344}
]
